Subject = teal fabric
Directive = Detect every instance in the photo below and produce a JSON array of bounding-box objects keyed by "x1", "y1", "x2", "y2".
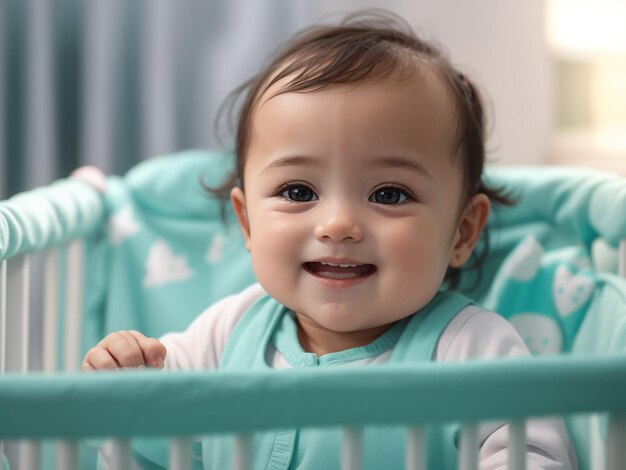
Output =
[
  {"x1": 201, "y1": 291, "x2": 472, "y2": 469},
  {"x1": 272, "y1": 310, "x2": 408, "y2": 367},
  {"x1": 482, "y1": 238, "x2": 597, "y2": 354},
  {"x1": 2, "y1": 357, "x2": 626, "y2": 438},
  {"x1": 567, "y1": 273, "x2": 626, "y2": 468},
  {"x1": 484, "y1": 166, "x2": 626, "y2": 249},
  {"x1": 82, "y1": 149, "x2": 256, "y2": 346},
  {"x1": 0, "y1": 178, "x2": 104, "y2": 260},
  {"x1": 459, "y1": 166, "x2": 626, "y2": 303}
]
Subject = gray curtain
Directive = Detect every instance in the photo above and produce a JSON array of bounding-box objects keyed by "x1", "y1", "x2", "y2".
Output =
[{"x1": 0, "y1": 0, "x2": 321, "y2": 199}]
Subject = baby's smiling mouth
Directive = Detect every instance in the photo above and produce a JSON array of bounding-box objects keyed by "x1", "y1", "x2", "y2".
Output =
[{"x1": 303, "y1": 261, "x2": 377, "y2": 280}]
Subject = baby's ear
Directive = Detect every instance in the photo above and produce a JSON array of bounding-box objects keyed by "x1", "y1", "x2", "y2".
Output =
[
  {"x1": 230, "y1": 187, "x2": 251, "y2": 251},
  {"x1": 449, "y1": 193, "x2": 490, "y2": 268}
]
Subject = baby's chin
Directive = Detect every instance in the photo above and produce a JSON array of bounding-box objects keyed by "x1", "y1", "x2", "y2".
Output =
[{"x1": 292, "y1": 306, "x2": 403, "y2": 334}]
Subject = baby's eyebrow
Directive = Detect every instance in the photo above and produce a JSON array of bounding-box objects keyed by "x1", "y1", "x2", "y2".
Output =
[
  {"x1": 368, "y1": 155, "x2": 433, "y2": 180},
  {"x1": 261, "y1": 154, "x2": 432, "y2": 180},
  {"x1": 261, "y1": 154, "x2": 319, "y2": 173}
]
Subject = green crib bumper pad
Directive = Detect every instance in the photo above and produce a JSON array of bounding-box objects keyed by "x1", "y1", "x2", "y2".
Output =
[
  {"x1": 1, "y1": 356, "x2": 625, "y2": 440},
  {"x1": 0, "y1": 179, "x2": 105, "y2": 260}
]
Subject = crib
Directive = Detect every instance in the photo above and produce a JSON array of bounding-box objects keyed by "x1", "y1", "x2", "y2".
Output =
[{"x1": 1, "y1": 150, "x2": 626, "y2": 470}]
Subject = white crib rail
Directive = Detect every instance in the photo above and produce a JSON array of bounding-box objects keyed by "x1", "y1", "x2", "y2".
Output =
[
  {"x1": 7, "y1": 414, "x2": 626, "y2": 469},
  {"x1": 42, "y1": 248, "x2": 59, "y2": 373},
  {"x1": 509, "y1": 421, "x2": 527, "y2": 470},
  {"x1": 459, "y1": 423, "x2": 479, "y2": 470},
  {"x1": 5, "y1": 254, "x2": 30, "y2": 375},
  {"x1": 234, "y1": 434, "x2": 252, "y2": 470},
  {"x1": 109, "y1": 439, "x2": 132, "y2": 469},
  {"x1": 406, "y1": 426, "x2": 426, "y2": 470},
  {"x1": 0, "y1": 260, "x2": 5, "y2": 466},
  {"x1": 64, "y1": 240, "x2": 84, "y2": 372},
  {"x1": 170, "y1": 437, "x2": 193, "y2": 470},
  {"x1": 606, "y1": 414, "x2": 626, "y2": 469},
  {"x1": 0, "y1": 241, "x2": 85, "y2": 469},
  {"x1": 342, "y1": 427, "x2": 363, "y2": 470},
  {"x1": 619, "y1": 239, "x2": 626, "y2": 278},
  {"x1": 1, "y1": 228, "x2": 626, "y2": 470},
  {"x1": 56, "y1": 441, "x2": 78, "y2": 470}
]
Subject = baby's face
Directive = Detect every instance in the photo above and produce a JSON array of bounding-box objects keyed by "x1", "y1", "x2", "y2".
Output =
[{"x1": 231, "y1": 74, "x2": 484, "y2": 350}]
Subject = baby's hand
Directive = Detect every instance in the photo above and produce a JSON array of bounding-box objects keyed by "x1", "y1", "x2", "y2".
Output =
[{"x1": 81, "y1": 330, "x2": 167, "y2": 371}]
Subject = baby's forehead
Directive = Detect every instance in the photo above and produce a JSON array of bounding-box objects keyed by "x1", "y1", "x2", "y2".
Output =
[
  {"x1": 255, "y1": 61, "x2": 458, "y2": 121},
  {"x1": 249, "y1": 71, "x2": 462, "y2": 169}
]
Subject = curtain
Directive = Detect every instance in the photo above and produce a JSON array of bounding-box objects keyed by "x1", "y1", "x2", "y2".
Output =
[{"x1": 0, "y1": 0, "x2": 322, "y2": 199}]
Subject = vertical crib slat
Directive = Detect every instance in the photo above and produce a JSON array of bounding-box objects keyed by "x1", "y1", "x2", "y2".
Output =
[
  {"x1": 0, "y1": 260, "x2": 6, "y2": 466},
  {"x1": 0, "y1": 260, "x2": 6, "y2": 373},
  {"x1": 65, "y1": 240, "x2": 84, "y2": 371},
  {"x1": 56, "y1": 440, "x2": 78, "y2": 470},
  {"x1": 110, "y1": 439, "x2": 131, "y2": 470},
  {"x1": 617, "y1": 239, "x2": 626, "y2": 277},
  {"x1": 459, "y1": 423, "x2": 479, "y2": 470},
  {"x1": 509, "y1": 420, "x2": 526, "y2": 470},
  {"x1": 19, "y1": 441, "x2": 41, "y2": 470},
  {"x1": 606, "y1": 413, "x2": 626, "y2": 470},
  {"x1": 342, "y1": 427, "x2": 363, "y2": 470},
  {"x1": 169, "y1": 437, "x2": 192, "y2": 470},
  {"x1": 6, "y1": 255, "x2": 39, "y2": 470},
  {"x1": 406, "y1": 426, "x2": 426, "y2": 470},
  {"x1": 233, "y1": 434, "x2": 252, "y2": 470},
  {"x1": 589, "y1": 413, "x2": 606, "y2": 469},
  {"x1": 42, "y1": 248, "x2": 59, "y2": 372},
  {"x1": 6, "y1": 254, "x2": 31, "y2": 373}
]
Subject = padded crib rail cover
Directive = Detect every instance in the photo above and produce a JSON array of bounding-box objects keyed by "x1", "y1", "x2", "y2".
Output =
[
  {"x1": 0, "y1": 179, "x2": 104, "y2": 261},
  {"x1": 1, "y1": 356, "x2": 626, "y2": 439},
  {"x1": 484, "y1": 166, "x2": 626, "y2": 248}
]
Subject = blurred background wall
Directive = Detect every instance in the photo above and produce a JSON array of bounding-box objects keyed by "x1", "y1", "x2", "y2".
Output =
[{"x1": 1, "y1": 0, "x2": 625, "y2": 199}]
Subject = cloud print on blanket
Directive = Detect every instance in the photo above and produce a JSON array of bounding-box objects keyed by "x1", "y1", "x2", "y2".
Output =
[
  {"x1": 109, "y1": 206, "x2": 141, "y2": 245},
  {"x1": 144, "y1": 240, "x2": 194, "y2": 287},
  {"x1": 206, "y1": 233, "x2": 226, "y2": 264}
]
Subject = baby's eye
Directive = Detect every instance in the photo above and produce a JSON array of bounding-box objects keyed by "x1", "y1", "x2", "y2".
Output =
[
  {"x1": 280, "y1": 184, "x2": 318, "y2": 202},
  {"x1": 369, "y1": 187, "x2": 412, "y2": 205}
]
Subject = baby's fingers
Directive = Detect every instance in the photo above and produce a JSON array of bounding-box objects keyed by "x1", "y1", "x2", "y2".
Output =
[
  {"x1": 127, "y1": 330, "x2": 167, "y2": 368},
  {"x1": 98, "y1": 331, "x2": 149, "y2": 368},
  {"x1": 82, "y1": 347, "x2": 122, "y2": 371}
]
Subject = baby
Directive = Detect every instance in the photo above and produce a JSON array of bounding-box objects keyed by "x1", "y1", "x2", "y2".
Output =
[{"x1": 82, "y1": 11, "x2": 577, "y2": 469}]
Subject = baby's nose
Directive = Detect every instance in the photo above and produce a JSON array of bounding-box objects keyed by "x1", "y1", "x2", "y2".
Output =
[{"x1": 314, "y1": 202, "x2": 364, "y2": 243}]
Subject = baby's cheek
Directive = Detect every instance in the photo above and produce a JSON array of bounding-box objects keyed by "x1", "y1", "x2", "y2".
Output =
[
  {"x1": 249, "y1": 229, "x2": 299, "y2": 287},
  {"x1": 387, "y1": 242, "x2": 446, "y2": 305}
]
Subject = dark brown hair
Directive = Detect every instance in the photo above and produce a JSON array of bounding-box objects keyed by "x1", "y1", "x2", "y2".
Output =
[{"x1": 211, "y1": 10, "x2": 513, "y2": 287}]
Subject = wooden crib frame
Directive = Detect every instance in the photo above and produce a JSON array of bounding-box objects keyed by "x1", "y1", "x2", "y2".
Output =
[{"x1": 1, "y1": 198, "x2": 626, "y2": 469}]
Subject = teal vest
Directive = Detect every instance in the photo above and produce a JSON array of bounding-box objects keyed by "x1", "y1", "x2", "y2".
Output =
[{"x1": 203, "y1": 291, "x2": 473, "y2": 469}]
